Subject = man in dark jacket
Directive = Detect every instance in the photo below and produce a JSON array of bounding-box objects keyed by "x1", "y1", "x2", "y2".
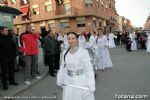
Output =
[
  {"x1": 43, "y1": 30, "x2": 57, "y2": 77},
  {"x1": 0, "y1": 27, "x2": 18, "y2": 90}
]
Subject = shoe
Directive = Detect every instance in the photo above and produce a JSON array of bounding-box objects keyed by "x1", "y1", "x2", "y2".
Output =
[
  {"x1": 10, "y1": 82, "x2": 19, "y2": 86},
  {"x1": 35, "y1": 76, "x2": 41, "y2": 79},
  {"x1": 3, "y1": 86, "x2": 8, "y2": 90},
  {"x1": 25, "y1": 81, "x2": 30, "y2": 85}
]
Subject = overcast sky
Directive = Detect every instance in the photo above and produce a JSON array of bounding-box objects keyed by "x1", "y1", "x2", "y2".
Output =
[{"x1": 115, "y1": 0, "x2": 150, "y2": 27}]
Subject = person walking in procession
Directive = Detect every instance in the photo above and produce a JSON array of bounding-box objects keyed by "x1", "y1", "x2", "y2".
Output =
[
  {"x1": 57, "y1": 32, "x2": 95, "y2": 100},
  {"x1": 94, "y1": 28, "x2": 113, "y2": 71}
]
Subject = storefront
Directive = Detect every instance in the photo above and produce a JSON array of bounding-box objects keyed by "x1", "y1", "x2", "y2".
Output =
[{"x1": 0, "y1": 6, "x2": 22, "y2": 28}]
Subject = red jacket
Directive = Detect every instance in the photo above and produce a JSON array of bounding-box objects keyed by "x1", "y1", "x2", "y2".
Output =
[{"x1": 20, "y1": 32, "x2": 40, "y2": 55}]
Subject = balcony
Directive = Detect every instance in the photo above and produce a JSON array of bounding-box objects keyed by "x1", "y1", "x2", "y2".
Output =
[{"x1": 109, "y1": 16, "x2": 117, "y2": 24}]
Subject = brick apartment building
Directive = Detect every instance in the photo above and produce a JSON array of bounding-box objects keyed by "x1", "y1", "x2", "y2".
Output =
[{"x1": 6, "y1": 0, "x2": 118, "y2": 34}]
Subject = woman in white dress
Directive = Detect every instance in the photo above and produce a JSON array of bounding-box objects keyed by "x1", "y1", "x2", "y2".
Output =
[
  {"x1": 94, "y1": 28, "x2": 113, "y2": 71},
  {"x1": 79, "y1": 34, "x2": 86, "y2": 48},
  {"x1": 62, "y1": 34, "x2": 69, "y2": 50},
  {"x1": 108, "y1": 32, "x2": 116, "y2": 48},
  {"x1": 57, "y1": 33, "x2": 64, "y2": 42},
  {"x1": 57, "y1": 32, "x2": 95, "y2": 100},
  {"x1": 89, "y1": 32, "x2": 97, "y2": 47},
  {"x1": 146, "y1": 34, "x2": 150, "y2": 52},
  {"x1": 130, "y1": 32, "x2": 137, "y2": 50}
]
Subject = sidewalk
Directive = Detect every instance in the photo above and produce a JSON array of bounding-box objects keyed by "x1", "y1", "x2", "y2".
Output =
[{"x1": 0, "y1": 48, "x2": 48, "y2": 98}]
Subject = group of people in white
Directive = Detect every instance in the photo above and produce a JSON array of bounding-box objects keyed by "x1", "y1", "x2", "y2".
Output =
[
  {"x1": 127, "y1": 31, "x2": 150, "y2": 52},
  {"x1": 56, "y1": 28, "x2": 150, "y2": 100},
  {"x1": 146, "y1": 34, "x2": 150, "y2": 52}
]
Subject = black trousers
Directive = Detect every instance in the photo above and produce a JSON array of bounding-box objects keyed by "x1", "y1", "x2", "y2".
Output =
[
  {"x1": 0, "y1": 58, "x2": 15, "y2": 87},
  {"x1": 54, "y1": 53, "x2": 60, "y2": 70},
  {"x1": 126, "y1": 44, "x2": 131, "y2": 51},
  {"x1": 45, "y1": 54, "x2": 55, "y2": 73},
  {"x1": 141, "y1": 41, "x2": 146, "y2": 49}
]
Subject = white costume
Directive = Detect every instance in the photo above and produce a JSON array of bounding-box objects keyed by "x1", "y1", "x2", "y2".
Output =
[
  {"x1": 130, "y1": 32, "x2": 137, "y2": 50},
  {"x1": 146, "y1": 34, "x2": 150, "y2": 52},
  {"x1": 108, "y1": 33, "x2": 116, "y2": 48},
  {"x1": 57, "y1": 34, "x2": 64, "y2": 42},
  {"x1": 63, "y1": 35, "x2": 69, "y2": 50},
  {"x1": 79, "y1": 35, "x2": 86, "y2": 48},
  {"x1": 94, "y1": 35, "x2": 113, "y2": 70},
  {"x1": 89, "y1": 35, "x2": 97, "y2": 47},
  {"x1": 57, "y1": 48, "x2": 95, "y2": 100}
]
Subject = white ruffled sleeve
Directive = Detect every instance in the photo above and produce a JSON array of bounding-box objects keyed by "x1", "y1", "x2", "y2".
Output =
[{"x1": 83, "y1": 50, "x2": 96, "y2": 92}]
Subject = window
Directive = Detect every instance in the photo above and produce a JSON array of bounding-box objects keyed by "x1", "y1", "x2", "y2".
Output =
[
  {"x1": 93, "y1": 20, "x2": 96, "y2": 28},
  {"x1": 109, "y1": 4, "x2": 111, "y2": 8},
  {"x1": 63, "y1": 0, "x2": 71, "y2": 4},
  {"x1": 30, "y1": 23, "x2": 35, "y2": 30},
  {"x1": 64, "y1": 4, "x2": 71, "y2": 14},
  {"x1": 99, "y1": 22, "x2": 102, "y2": 27},
  {"x1": 10, "y1": 0, "x2": 16, "y2": 4},
  {"x1": 45, "y1": 5, "x2": 52, "y2": 12},
  {"x1": 76, "y1": 17, "x2": 86, "y2": 27},
  {"x1": 22, "y1": 15, "x2": 29, "y2": 21},
  {"x1": 48, "y1": 20, "x2": 56, "y2": 30},
  {"x1": 60, "y1": 22, "x2": 70, "y2": 28},
  {"x1": 56, "y1": 0, "x2": 63, "y2": 4},
  {"x1": 99, "y1": 0, "x2": 103, "y2": 6},
  {"x1": 45, "y1": 1, "x2": 52, "y2": 12},
  {"x1": 20, "y1": 0, "x2": 28, "y2": 6},
  {"x1": 96, "y1": 0, "x2": 99, "y2": 7},
  {"x1": 17, "y1": 28, "x2": 20, "y2": 34},
  {"x1": 105, "y1": 4, "x2": 108, "y2": 8},
  {"x1": 77, "y1": 21, "x2": 86, "y2": 27},
  {"x1": 48, "y1": 23, "x2": 56, "y2": 30},
  {"x1": 33, "y1": 8, "x2": 39, "y2": 15},
  {"x1": 85, "y1": 0, "x2": 93, "y2": 7}
]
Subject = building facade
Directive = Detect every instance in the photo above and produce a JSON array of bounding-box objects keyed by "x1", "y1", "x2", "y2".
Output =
[
  {"x1": 117, "y1": 16, "x2": 132, "y2": 32},
  {"x1": 144, "y1": 16, "x2": 150, "y2": 30},
  {"x1": 7, "y1": 0, "x2": 118, "y2": 34}
]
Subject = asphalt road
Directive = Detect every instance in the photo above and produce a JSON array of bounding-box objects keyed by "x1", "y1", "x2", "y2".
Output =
[{"x1": 15, "y1": 46, "x2": 150, "y2": 100}]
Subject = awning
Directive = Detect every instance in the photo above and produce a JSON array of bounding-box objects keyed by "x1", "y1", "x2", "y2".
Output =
[
  {"x1": 0, "y1": 6, "x2": 22, "y2": 15},
  {"x1": 20, "y1": 6, "x2": 29, "y2": 15}
]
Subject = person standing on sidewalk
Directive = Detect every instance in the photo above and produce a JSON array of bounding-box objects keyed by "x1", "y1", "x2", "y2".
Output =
[
  {"x1": 0, "y1": 27, "x2": 18, "y2": 90},
  {"x1": 8, "y1": 29, "x2": 19, "y2": 72},
  {"x1": 19, "y1": 24, "x2": 41, "y2": 85},
  {"x1": 43, "y1": 30, "x2": 57, "y2": 77}
]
